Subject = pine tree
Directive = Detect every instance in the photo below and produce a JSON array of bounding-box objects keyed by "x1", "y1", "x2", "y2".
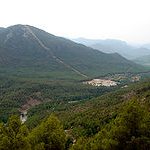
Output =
[
  {"x1": 0, "y1": 115, "x2": 31, "y2": 150},
  {"x1": 28, "y1": 114, "x2": 66, "y2": 150}
]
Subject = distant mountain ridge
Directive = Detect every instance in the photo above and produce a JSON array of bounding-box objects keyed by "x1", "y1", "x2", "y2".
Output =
[
  {"x1": 0, "y1": 25, "x2": 143, "y2": 79},
  {"x1": 134, "y1": 55, "x2": 150, "y2": 67},
  {"x1": 73, "y1": 38, "x2": 150, "y2": 60}
]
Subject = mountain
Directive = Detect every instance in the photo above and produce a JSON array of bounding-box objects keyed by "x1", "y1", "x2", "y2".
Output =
[
  {"x1": 73, "y1": 38, "x2": 150, "y2": 60},
  {"x1": 0, "y1": 25, "x2": 143, "y2": 79},
  {"x1": 134, "y1": 55, "x2": 150, "y2": 67},
  {"x1": 1, "y1": 25, "x2": 150, "y2": 149}
]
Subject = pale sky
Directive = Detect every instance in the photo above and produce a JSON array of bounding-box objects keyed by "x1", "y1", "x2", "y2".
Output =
[{"x1": 0, "y1": 0, "x2": 150, "y2": 44}]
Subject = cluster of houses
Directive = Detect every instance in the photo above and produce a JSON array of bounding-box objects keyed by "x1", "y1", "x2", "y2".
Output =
[{"x1": 85, "y1": 79, "x2": 117, "y2": 87}]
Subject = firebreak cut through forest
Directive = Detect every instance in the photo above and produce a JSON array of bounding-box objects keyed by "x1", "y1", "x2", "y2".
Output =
[
  {"x1": 1, "y1": 0, "x2": 150, "y2": 149},
  {"x1": 0, "y1": 24, "x2": 150, "y2": 150}
]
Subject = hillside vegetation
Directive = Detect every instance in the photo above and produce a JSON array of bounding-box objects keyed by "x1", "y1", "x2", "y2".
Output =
[
  {"x1": 1, "y1": 80, "x2": 150, "y2": 149},
  {"x1": 0, "y1": 24, "x2": 149, "y2": 150},
  {"x1": 0, "y1": 25, "x2": 143, "y2": 78},
  {"x1": 134, "y1": 55, "x2": 150, "y2": 67}
]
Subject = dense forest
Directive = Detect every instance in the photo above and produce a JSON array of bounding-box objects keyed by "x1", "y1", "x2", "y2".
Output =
[
  {"x1": 1, "y1": 78, "x2": 150, "y2": 149},
  {"x1": 1, "y1": 99, "x2": 150, "y2": 150},
  {"x1": 0, "y1": 73, "x2": 118, "y2": 123},
  {"x1": 0, "y1": 24, "x2": 150, "y2": 150}
]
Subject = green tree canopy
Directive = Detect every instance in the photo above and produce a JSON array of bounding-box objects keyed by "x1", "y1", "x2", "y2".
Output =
[
  {"x1": 0, "y1": 115, "x2": 31, "y2": 150},
  {"x1": 28, "y1": 114, "x2": 66, "y2": 150},
  {"x1": 72, "y1": 100, "x2": 150, "y2": 150}
]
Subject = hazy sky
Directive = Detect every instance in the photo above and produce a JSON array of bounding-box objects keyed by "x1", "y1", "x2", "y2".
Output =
[{"x1": 1, "y1": 0, "x2": 150, "y2": 44}]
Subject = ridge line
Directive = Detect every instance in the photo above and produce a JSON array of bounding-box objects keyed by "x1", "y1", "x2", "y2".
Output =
[{"x1": 24, "y1": 25, "x2": 88, "y2": 78}]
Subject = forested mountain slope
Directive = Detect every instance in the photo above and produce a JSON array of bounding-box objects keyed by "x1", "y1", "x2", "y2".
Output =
[
  {"x1": 1, "y1": 79, "x2": 150, "y2": 149},
  {"x1": 0, "y1": 25, "x2": 143, "y2": 78}
]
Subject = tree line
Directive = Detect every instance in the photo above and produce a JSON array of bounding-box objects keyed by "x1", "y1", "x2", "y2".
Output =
[{"x1": 1, "y1": 99, "x2": 150, "y2": 150}]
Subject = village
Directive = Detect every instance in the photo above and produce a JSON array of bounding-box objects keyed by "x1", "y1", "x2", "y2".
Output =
[
  {"x1": 84, "y1": 73, "x2": 141, "y2": 87},
  {"x1": 84, "y1": 78, "x2": 118, "y2": 87}
]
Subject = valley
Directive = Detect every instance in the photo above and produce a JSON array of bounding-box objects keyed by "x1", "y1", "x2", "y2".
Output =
[
  {"x1": 1, "y1": 0, "x2": 150, "y2": 148},
  {"x1": 0, "y1": 24, "x2": 150, "y2": 150},
  {"x1": 0, "y1": 24, "x2": 145, "y2": 123}
]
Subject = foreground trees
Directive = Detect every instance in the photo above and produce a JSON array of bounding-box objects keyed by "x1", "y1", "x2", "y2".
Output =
[
  {"x1": 0, "y1": 115, "x2": 30, "y2": 150},
  {"x1": 1, "y1": 100, "x2": 150, "y2": 150},
  {"x1": 0, "y1": 115, "x2": 66, "y2": 150},
  {"x1": 72, "y1": 100, "x2": 150, "y2": 150},
  {"x1": 28, "y1": 115, "x2": 66, "y2": 150}
]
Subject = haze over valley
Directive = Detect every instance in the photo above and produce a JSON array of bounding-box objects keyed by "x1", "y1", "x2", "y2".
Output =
[
  {"x1": 1, "y1": 0, "x2": 150, "y2": 149},
  {"x1": 73, "y1": 38, "x2": 150, "y2": 61}
]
